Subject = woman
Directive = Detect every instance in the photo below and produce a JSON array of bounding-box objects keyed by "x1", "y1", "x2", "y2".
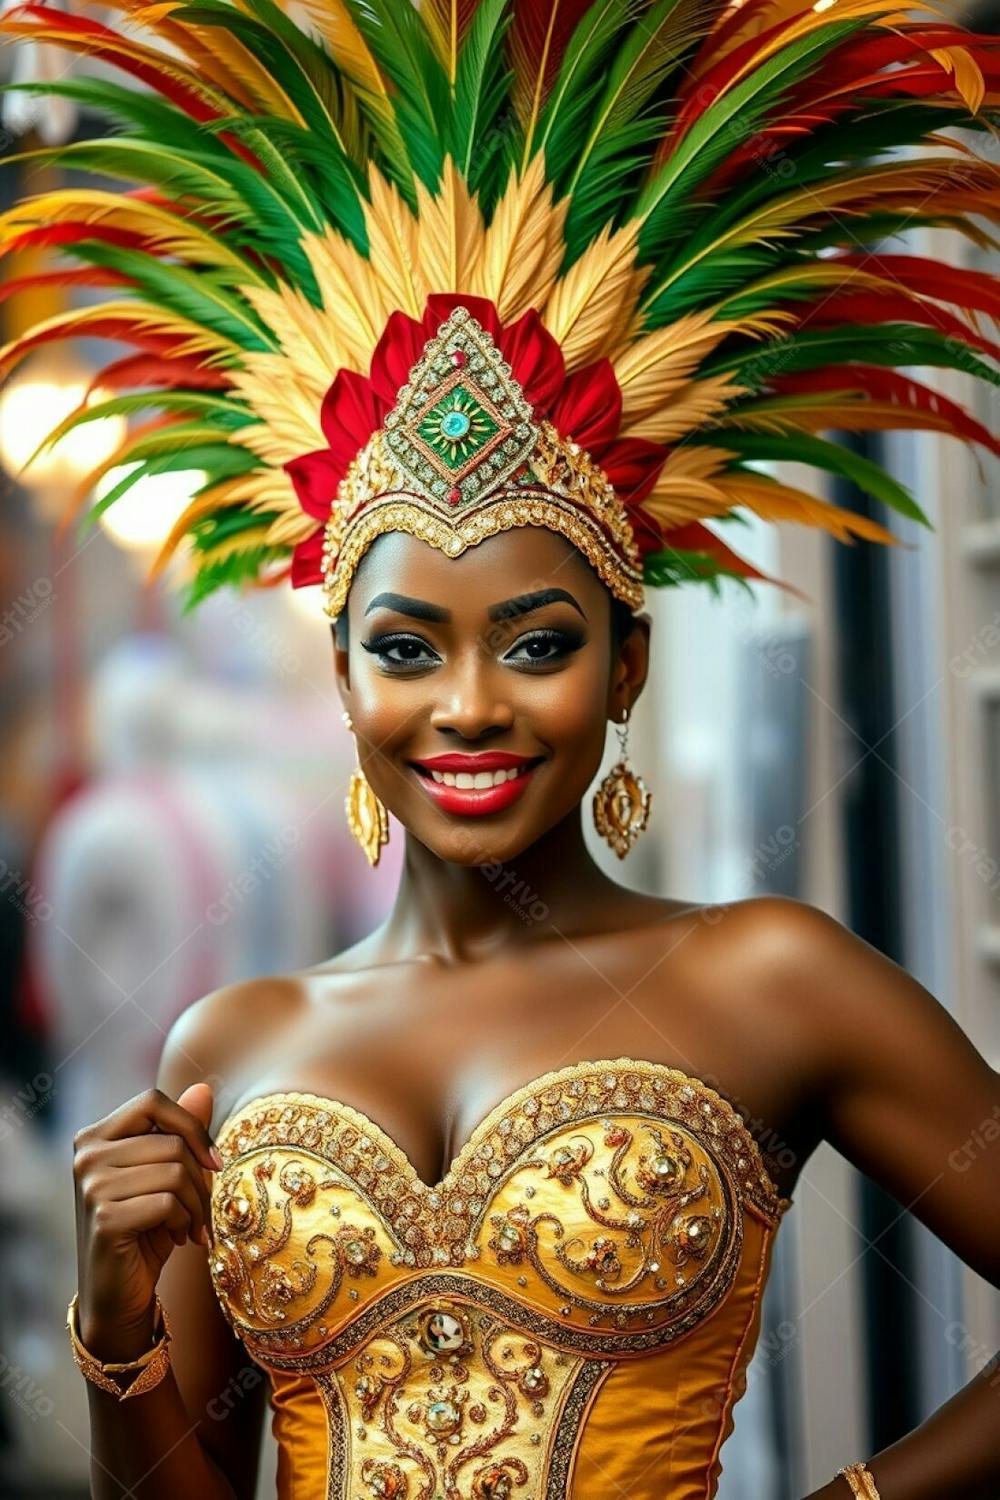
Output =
[{"x1": 3, "y1": 0, "x2": 998, "y2": 1495}]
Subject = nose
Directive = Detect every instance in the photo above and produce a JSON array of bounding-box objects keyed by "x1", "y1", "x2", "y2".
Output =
[{"x1": 428, "y1": 648, "x2": 515, "y2": 740}]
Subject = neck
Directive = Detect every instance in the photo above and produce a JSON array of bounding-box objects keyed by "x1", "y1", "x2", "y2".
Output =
[{"x1": 375, "y1": 809, "x2": 626, "y2": 964}]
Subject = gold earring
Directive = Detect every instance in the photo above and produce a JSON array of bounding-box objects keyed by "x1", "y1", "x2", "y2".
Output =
[
  {"x1": 342, "y1": 711, "x2": 389, "y2": 867},
  {"x1": 592, "y1": 706, "x2": 651, "y2": 858}
]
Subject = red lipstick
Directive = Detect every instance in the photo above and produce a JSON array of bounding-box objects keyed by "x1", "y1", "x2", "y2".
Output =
[{"x1": 408, "y1": 751, "x2": 543, "y2": 817}]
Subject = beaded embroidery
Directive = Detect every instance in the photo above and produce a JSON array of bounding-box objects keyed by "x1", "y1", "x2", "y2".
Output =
[{"x1": 209, "y1": 1059, "x2": 792, "y2": 1497}]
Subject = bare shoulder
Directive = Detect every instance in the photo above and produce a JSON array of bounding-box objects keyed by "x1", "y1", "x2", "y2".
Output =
[
  {"x1": 713, "y1": 894, "x2": 997, "y2": 1101},
  {"x1": 157, "y1": 974, "x2": 310, "y2": 1109}
]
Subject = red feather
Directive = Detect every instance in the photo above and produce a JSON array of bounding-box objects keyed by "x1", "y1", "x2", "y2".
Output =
[
  {"x1": 86, "y1": 352, "x2": 233, "y2": 394},
  {"x1": 798, "y1": 291, "x2": 1000, "y2": 363},
  {"x1": 769, "y1": 364, "x2": 1000, "y2": 460},
  {"x1": 2, "y1": 224, "x2": 151, "y2": 258},
  {"x1": 0, "y1": 317, "x2": 215, "y2": 375},
  {"x1": 0, "y1": 267, "x2": 130, "y2": 304},
  {"x1": 0, "y1": 5, "x2": 263, "y2": 169},
  {"x1": 834, "y1": 254, "x2": 1000, "y2": 324},
  {"x1": 508, "y1": 0, "x2": 594, "y2": 127}
]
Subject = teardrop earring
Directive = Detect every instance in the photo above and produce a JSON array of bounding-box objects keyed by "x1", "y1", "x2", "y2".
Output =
[
  {"x1": 592, "y1": 706, "x2": 652, "y2": 859},
  {"x1": 342, "y1": 710, "x2": 389, "y2": 867}
]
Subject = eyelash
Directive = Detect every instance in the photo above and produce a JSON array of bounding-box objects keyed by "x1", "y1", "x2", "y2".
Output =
[{"x1": 360, "y1": 628, "x2": 584, "y2": 671}]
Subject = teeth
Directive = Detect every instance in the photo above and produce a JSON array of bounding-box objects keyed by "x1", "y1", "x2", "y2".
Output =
[{"x1": 428, "y1": 765, "x2": 530, "y2": 788}]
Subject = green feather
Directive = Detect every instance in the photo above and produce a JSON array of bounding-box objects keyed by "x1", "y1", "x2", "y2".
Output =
[
  {"x1": 343, "y1": 0, "x2": 450, "y2": 189},
  {"x1": 708, "y1": 324, "x2": 1000, "y2": 391},
  {"x1": 451, "y1": 0, "x2": 513, "y2": 205},
  {"x1": 703, "y1": 432, "x2": 931, "y2": 525},
  {"x1": 70, "y1": 241, "x2": 275, "y2": 351},
  {"x1": 636, "y1": 16, "x2": 869, "y2": 259},
  {"x1": 563, "y1": 0, "x2": 714, "y2": 254}
]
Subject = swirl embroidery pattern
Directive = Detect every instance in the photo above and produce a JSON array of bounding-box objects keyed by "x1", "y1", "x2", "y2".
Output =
[{"x1": 209, "y1": 1059, "x2": 791, "y2": 1496}]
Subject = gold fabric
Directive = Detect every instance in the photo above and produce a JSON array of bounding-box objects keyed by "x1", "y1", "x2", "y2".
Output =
[{"x1": 209, "y1": 1057, "x2": 792, "y2": 1498}]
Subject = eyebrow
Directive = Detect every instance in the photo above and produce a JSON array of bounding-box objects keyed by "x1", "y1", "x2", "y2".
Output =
[{"x1": 363, "y1": 588, "x2": 586, "y2": 623}]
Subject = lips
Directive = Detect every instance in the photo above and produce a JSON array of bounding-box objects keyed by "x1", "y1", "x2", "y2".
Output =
[{"x1": 408, "y1": 752, "x2": 543, "y2": 817}]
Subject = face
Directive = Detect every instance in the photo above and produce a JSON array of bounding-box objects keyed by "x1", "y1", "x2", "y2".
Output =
[{"x1": 333, "y1": 527, "x2": 649, "y2": 866}]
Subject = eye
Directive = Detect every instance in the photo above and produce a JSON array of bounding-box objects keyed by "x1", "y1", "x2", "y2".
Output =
[
  {"x1": 360, "y1": 632, "x2": 440, "y2": 669},
  {"x1": 502, "y1": 628, "x2": 585, "y2": 666}
]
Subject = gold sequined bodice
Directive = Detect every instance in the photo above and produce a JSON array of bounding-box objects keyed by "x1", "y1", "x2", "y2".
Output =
[{"x1": 209, "y1": 1058, "x2": 792, "y2": 1499}]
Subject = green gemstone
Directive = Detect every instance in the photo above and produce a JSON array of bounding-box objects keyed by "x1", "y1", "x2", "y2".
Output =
[{"x1": 417, "y1": 385, "x2": 499, "y2": 470}]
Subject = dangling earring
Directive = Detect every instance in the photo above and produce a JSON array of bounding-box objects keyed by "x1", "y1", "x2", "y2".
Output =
[
  {"x1": 342, "y1": 710, "x2": 389, "y2": 867},
  {"x1": 592, "y1": 706, "x2": 652, "y2": 859}
]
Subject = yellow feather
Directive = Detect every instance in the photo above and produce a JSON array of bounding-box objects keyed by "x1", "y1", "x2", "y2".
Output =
[
  {"x1": 365, "y1": 164, "x2": 428, "y2": 318},
  {"x1": 228, "y1": 363, "x2": 328, "y2": 462},
  {"x1": 414, "y1": 156, "x2": 485, "y2": 294},
  {"x1": 0, "y1": 192, "x2": 265, "y2": 281},
  {"x1": 236, "y1": 287, "x2": 347, "y2": 392},
  {"x1": 0, "y1": 301, "x2": 237, "y2": 376},
  {"x1": 542, "y1": 222, "x2": 648, "y2": 370},
  {"x1": 470, "y1": 154, "x2": 569, "y2": 322},
  {"x1": 112, "y1": 0, "x2": 285, "y2": 116},
  {"x1": 302, "y1": 225, "x2": 395, "y2": 366},
  {"x1": 620, "y1": 373, "x2": 750, "y2": 442},
  {"x1": 191, "y1": 524, "x2": 277, "y2": 569},
  {"x1": 265, "y1": 507, "x2": 320, "y2": 546},
  {"x1": 613, "y1": 310, "x2": 767, "y2": 423},
  {"x1": 711, "y1": 472, "x2": 903, "y2": 544}
]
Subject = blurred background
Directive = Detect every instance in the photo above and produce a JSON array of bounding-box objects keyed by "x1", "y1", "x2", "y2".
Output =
[{"x1": 0, "y1": 1, "x2": 998, "y2": 1495}]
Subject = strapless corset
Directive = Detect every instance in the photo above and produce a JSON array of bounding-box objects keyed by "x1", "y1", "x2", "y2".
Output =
[{"x1": 209, "y1": 1058, "x2": 792, "y2": 1500}]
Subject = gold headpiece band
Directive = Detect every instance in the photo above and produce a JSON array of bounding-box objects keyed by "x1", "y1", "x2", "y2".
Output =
[{"x1": 319, "y1": 306, "x2": 645, "y2": 620}]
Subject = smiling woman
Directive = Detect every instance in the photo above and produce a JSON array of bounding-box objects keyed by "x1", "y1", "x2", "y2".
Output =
[
  {"x1": 9, "y1": 0, "x2": 998, "y2": 1495},
  {"x1": 335, "y1": 528, "x2": 648, "y2": 862}
]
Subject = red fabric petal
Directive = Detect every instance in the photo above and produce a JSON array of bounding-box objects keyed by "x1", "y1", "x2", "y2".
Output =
[
  {"x1": 319, "y1": 368, "x2": 388, "y2": 461},
  {"x1": 421, "y1": 293, "x2": 502, "y2": 341},
  {"x1": 602, "y1": 438, "x2": 668, "y2": 504},
  {"x1": 284, "y1": 448, "x2": 344, "y2": 522},
  {"x1": 368, "y1": 309, "x2": 430, "y2": 405},
  {"x1": 290, "y1": 525, "x2": 325, "y2": 588},
  {"x1": 497, "y1": 308, "x2": 565, "y2": 413},
  {"x1": 548, "y1": 360, "x2": 622, "y2": 454}
]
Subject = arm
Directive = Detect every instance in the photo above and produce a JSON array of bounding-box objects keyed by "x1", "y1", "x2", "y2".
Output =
[
  {"x1": 73, "y1": 987, "x2": 269, "y2": 1500},
  {"x1": 758, "y1": 898, "x2": 1000, "y2": 1500}
]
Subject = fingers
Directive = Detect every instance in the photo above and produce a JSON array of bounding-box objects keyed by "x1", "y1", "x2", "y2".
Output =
[
  {"x1": 87, "y1": 1087, "x2": 221, "y2": 1172},
  {"x1": 92, "y1": 1193, "x2": 204, "y2": 1249},
  {"x1": 84, "y1": 1152, "x2": 211, "y2": 1246}
]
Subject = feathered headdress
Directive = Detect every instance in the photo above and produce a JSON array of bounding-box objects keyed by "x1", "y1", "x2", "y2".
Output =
[{"x1": 1, "y1": 0, "x2": 999, "y2": 617}]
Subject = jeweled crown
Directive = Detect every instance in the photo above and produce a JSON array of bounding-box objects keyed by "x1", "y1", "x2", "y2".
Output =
[{"x1": 319, "y1": 305, "x2": 645, "y2": 620}]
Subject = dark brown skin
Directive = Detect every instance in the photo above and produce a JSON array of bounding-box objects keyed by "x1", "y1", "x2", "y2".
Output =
[{"x1": 72, "y1": 526, "x2": 1000, "y2": 1500}]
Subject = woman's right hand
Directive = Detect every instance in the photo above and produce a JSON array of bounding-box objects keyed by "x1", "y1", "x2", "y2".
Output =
[{"x1": 73, "y1": 1082, "x2": 222, "y2": 1358}]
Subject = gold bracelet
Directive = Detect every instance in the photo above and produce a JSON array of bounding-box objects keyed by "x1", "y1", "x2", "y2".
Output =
[
  {"x1": 67, "y1": 1292, "x2": 172, "y2": 1400},
  {"x1": 837, "y1": 1460, "x2": 882, "y2": 1499}
]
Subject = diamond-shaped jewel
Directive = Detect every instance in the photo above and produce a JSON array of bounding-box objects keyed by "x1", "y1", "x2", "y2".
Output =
[{"x1": 417, "y1": 386, "x2": 499, "y2": 469}]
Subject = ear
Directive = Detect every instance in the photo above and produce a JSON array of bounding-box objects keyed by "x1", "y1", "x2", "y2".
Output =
[{"x1": 609, "y1": 611, "x2": 650, "y2": 720}]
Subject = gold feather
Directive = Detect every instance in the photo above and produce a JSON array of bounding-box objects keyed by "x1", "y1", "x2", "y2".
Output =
[
  {"x1": 236, "y1": 286, "x2": 349, "y2": 393},
  {"x1": 542, "y1": 221, "x2": 648, "y2": 370},
  {"x1": 470, "y1": 153, "x2": 568, "y2": 322},
  {"x1": 704, "y1": 472, "x2": 903, "y2": 544},
  {"x1": 0, "y1": 192, "x2": 263, "y2": 280},
  {"x1": 228, "y1": 361, "x2": 328, "y2": 462},
  {"x1": 264, "y1": 506, "x2": 321, "y2": 546},
  {"x1": 620, "y1": 372, "x2": 750, "y2": 442},
  {"x1": 413, "y1": 156, "x2": 485, "y2": 294},
  {"x1": 365, "y1": 164, "x2": 428, "y2": 318},
  {"x1": 613, "y1": 310, "x2": 772, "y2": 423},
  {"x1": 0, "y1": 301, "x2": 238, "y2": 376}
]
